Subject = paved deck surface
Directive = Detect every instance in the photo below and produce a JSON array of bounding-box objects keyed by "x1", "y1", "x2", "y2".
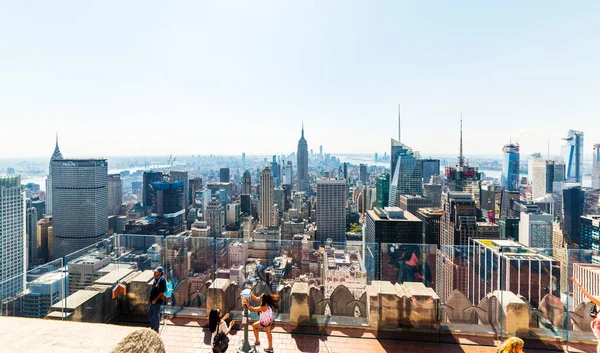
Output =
[{"x1": 158, "y1": 321, "x2": 596, "y2": 353}]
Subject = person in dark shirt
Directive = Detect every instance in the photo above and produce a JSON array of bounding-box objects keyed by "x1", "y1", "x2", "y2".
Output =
[{"x1": 148, "y1": 266, "x2": 168, "y2": 333}]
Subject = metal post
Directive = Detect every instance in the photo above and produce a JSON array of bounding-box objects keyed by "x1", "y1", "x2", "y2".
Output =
[{"x1": 238, "y1": 289, "x2": 256, "y2": 353}]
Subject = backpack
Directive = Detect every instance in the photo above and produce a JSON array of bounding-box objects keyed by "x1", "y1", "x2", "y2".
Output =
[{"x1": 212, "y1": 324, "x2": 229, "y2": 352}]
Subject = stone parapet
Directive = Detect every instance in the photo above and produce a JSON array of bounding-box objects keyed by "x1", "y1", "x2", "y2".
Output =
[{"x1": 290, "y1": 282, "x2": 310, "y2": 325}]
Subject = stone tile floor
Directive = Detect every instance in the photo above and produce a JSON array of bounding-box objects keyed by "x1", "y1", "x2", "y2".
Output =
[{"x1": 158, "y1": 321, "x2": 595, "y2": 353}]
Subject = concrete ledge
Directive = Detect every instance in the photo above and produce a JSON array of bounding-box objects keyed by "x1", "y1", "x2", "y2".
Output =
[{"x1": 0, "y1": 317, "x2": 139, "y2": 353}]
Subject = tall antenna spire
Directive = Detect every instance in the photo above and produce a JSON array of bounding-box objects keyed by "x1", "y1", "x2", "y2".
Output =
[
  {"x1": 398, "y1": 104, "x2": 401, "y2": 142},
  {"x1": 459, "y1": 111, "x2": 464, "y2": 167},
  {"x1": 548, "y1": 138, "x2": 550, "y2": 159},
  {"x1": 301, "y1": 120, "x2": 304, "y2": 139},
  {"x1": 55, "y1": 132, "x2": 59, "y2": 148}
]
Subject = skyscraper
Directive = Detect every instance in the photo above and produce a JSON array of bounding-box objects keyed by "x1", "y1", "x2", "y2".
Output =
[
  {"x1": 143, "y1": 171, "x2": 163, "y2": 207},
  {"x1": 389, "y1": 106, "x2": 422, "y2": 205},
  {"x1": 0, "y1": 175, "x2": 26, "y2": 300},
  {"x1": 259, "y1": 167, "x2": 276, "y2": 227},
  {"x1": 296, "y1": 123, "x2": 309, "y2": 192},
  {"x1": 242, "y1": 170, "x2": 252, "y2": 195},
  {"x1": 501, "y1": 143, "x2": 520, "y2": 191},
  {"x1": 220, "y1": 168, "x2": 230, "y2": 183},
  {"x1": 45, "y1": 134, "x2": 63, "y2": 216},
  {"x1": 169, "y1": 171, "x2": 189, "y2": 213},
  {"x1": 593, "y1": 144, "x2": 600, "y2": 189},
  {"x1": 562, "y1": 183, "x2": 584, "y2": 245},
  {"x1": 26, "y1": 206, "x2": 39, "y2": 268},
  {"x1": 108, "y1": 174, "x2": 122, "y2": 216},
  {"x1": 562, "y1": 130, "x2": 584, "y2": 183},
  {"x1": 316, "y1": 178, "x2": 347, "y2": 243},
  {"x1": 50, "y1": 158, "x2": 108, "y2": 259},
  {"x1": 375, "y1": 173, "x2": 390, "y2": 208},
  {"x1": 359, "y1": 164, "x2": 368, "y2": 185},
  {"x1": 443, "y1": 118, "x2": 481, "y2": 209},
  {"x1": 519, "y1": 206, "x2": 553, "y2": 248},
  {"x1": 206, "y1": 197, "x2": 224, "y2": 237},
  {"x1": 421, "y1": 159, "x2": 440, "y2": 186},
  {"x1": 438, "y1": 192, "x2": 477, "y2": 303}
]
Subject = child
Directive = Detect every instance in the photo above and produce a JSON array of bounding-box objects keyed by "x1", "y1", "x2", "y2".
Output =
[
  {"x1": 209, "y1": 308, "x2": 235, "y2": 353},
  {"x1": 242, "y1": 292, "x2": 280, "y2": 353},
  {"x1": 497, "y1": 336, "x2": 525, "y2": 353}
]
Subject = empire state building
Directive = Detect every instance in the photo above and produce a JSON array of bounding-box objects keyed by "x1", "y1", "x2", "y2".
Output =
[{"x1": 296, "y1": 123, "x2": 309, "y2": 191}]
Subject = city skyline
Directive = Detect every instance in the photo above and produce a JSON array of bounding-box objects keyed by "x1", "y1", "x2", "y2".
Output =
[{"x1": 1, "y1": 2, "x2": 600, "y2": 158}]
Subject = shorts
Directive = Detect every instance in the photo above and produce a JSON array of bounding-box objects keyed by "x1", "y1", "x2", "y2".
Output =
[{"x1": 260, "y1": 320, "x2": 274, "y2": 328}]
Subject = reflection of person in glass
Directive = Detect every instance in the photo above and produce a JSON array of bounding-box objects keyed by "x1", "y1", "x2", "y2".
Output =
[
  {"x1": 572, "y1": 277, "x2": 600, "y2": 353},
  {"x1": 397, "y1": 245, "x2": 431, "y2": 285}
]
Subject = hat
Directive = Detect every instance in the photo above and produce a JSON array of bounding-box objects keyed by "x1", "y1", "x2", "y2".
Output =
[{"x1": 154, "y1": 266, "x2": 164, "y2": 273}]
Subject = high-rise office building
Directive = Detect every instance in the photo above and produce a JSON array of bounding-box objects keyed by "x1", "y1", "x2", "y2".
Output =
[
  {"x1": 26, "y1": 206, "x2": 39, "y2": 268},
  {"x1": 259, "y1": 168, "x2": 276, "y2": 227},
  {"x1": 438, "y1": 192, "x2": 477, "y2": 303},
  {"x1": 365, "y1": 207, "x2": 423, "y2": 279},
  {"x1": 169, "y1": 171, "x2": 189, "y2": 213},
  {"x1": 206, "y1": 197, "x2": 224, "y2": 237},
  {"x1": 50, "y1": 158, "x2": 108, "y2": 259},
  {"x1": 593, "y1": 144, "x2": 600, "y2": 189},
  {"x1": 580, "y1": 215, "x2": 600, "y2": 251},
  {"x1": 108, "y1": 174, "x2": 122, "y2": 216},
  {"x1": 359, "y1": 164, "x2": 368, "y2": 185},
  {"x1": 0, "y1": 175, "x2": 26, "y2": 301},
  {"x1": 421, "y1": 159, "x2": 440, "y2": 187},
  {"x1": 220, "y1": 168, "x2": 230, "y2": 183},
  {"x1": 22, "y1": 271, "x2": 66, "y2": 318},
  {"x1": 398, "y1": 195, "x2": 432, "y2": 216},
  {"x1": 545, "y1": 160, "x2": 566, "y2": 195},
  {"x1": 375, "y1": 173, "x2": 390, "y2": 208},
  {"x1": 528, "y1": 152, "x2": 542, "y2": 187},
  {"x1": 519, "y1": 206, "x2": 553, "y2": 248},
  {"x1": 562, "y1": 183, "x2": 584, "y2": 245},
  {"x1": 389, "y1": 140, "x2": 422, "y2": 205},
  {"x1": 225, "y1": 203, "x2": 240, "y2": 228},
  {"x1": 416, "y1": 208, "x2": 443, "y2": 246},
  {"x1": 562, "y1": 130, "x2": 584, "y2": 183},
  {"x1": 468, "y1": 239, "x2": 559, "y2": 307},
  {"x1": 296, "y1": 123, "x2": 309, "y2": 192},
  {"x1": 501, "y1": 143, "x2": 520, "y2": 191},
  {"x1": 240, "y1": 194, "x2": 252, "y2": 216},
  {"x1": 143, "y1": 171, "x2": 163, "y2": 207},
  {"x1": 37, "y1": 216, "x2": 52, "y2": 263},
  {"x1": 316, "y1": 178, "x2": 347, "y2": 244},
  {"x1": 31, "y1": 200, "x2": 45, "y2": 221},
  {"x1": 282, "y1": 161, "x2": 293, "y2": 185},
  {"x1": 242, "y1": 170, "x2": 252, "y2": 195},
  {"x1": 572, "y1": 263, "x2": 600, "y2": 309}
]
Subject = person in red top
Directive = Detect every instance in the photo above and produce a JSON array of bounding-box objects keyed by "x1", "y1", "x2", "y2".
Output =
[{"x1": 572, "y1": 277, "x2": 600, "y2": 353}]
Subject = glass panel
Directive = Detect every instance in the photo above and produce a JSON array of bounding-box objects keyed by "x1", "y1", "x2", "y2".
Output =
[
  {"x1": 566, "y1": 248, "x2": 600, "y2": 352},
  {"x1": 0, "y1": 258, "x2": 65, "y2": 320},
  {"x1": 378, "y1": 243, "x2": 438, "y2": 340}
]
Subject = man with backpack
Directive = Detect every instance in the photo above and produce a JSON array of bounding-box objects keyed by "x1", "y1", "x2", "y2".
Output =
[{"x1": 148, "y1": 266, "x2": 169, "y2": 333}]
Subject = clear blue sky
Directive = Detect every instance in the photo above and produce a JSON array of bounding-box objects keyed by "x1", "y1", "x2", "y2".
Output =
[{"x1": 1, "y1": 1, "x2": 599, "y2": 158}]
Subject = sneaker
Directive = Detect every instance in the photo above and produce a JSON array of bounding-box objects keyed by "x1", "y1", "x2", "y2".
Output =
[
  {"x1": 264, "y1": 348, "x2": 274, "y2": 353},
  {"x1": 254, "y1": 341, "x2": 261, "y2": 347}
]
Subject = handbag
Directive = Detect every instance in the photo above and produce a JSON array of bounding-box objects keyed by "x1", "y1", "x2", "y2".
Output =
[{"x1": 213, "y1": 324, "x2": 230, "y2": 352}]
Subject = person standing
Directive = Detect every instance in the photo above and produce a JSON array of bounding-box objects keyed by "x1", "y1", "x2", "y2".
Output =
[
  {"x1": 572, "y1": 277, "x2": 600, "y2": 353},
  {"x1": 242, "y1": 292, "x2": 279, "y2": 353},
  {"x1": 209, "y1": 308, "x2": 235, "y2": 352},
  {"x1": 148, "y1": 266, "x2": 169, "y2": 333}
]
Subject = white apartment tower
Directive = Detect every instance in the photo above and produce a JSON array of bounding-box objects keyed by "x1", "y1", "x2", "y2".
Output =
[{"x1": 0, "y1": 175, "x2": 27, "y2": 300}]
